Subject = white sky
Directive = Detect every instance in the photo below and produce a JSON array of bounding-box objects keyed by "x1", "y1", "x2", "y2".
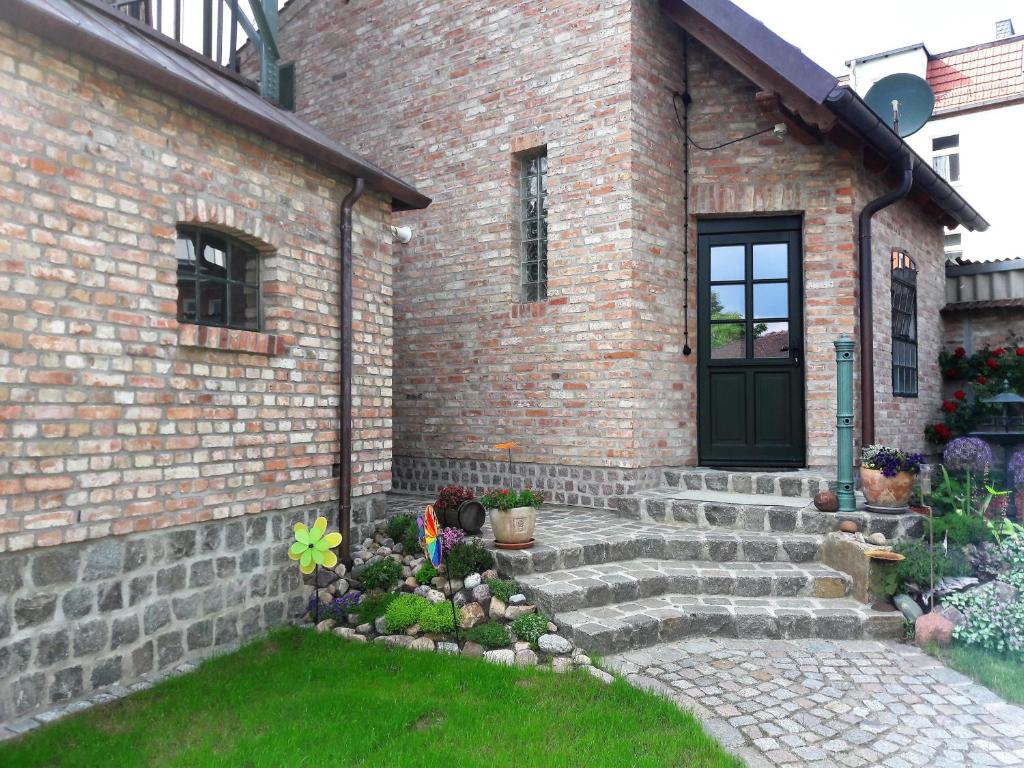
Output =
[
  {"x1": 170, "y1": 1, "x2": 1020, "y2": 77},
  {"x1": 731, "y1": 0, "x2": 1021, "y2": 75}
]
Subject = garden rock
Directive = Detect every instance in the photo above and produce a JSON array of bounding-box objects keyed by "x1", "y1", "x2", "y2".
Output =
[
  {"x1": 489, "y1": 597, "x2": 507, "y2": 619},
  {"x1": 425, "y1": 589, "x2": 446, "y2": 605},
  {"x1": 552, "y1": 657, "x2": 572, "y2": 674},
  {"x1": 436, "y1": 642, "x2": 459, "y2": 655},
  {"x1": 459, "y1": 602, "x2": 486, "y2": 629},
  {"x1": 538, "y1": 634, "x2": 573, "y2": 655},
  {"x1": 373, "y1": 615, "x2": 388, "y2": 635},
  {"x1": 867, "y1": 533, "x2": 887, "y2": 546},
  {"x1": 349, "y1": 634, "x2": 367, "y2": 643},
  {"x1": 414, "y1": 585, "x2": 430, "y2": 597},
  {"x1": 504, "y1": 604, "x2": 536, "y2": 620},
  {"x1": 894, "y1": 594, "x2": 923, "y2": 622},
  {"x1": 333, "y1": 627, "x2": 357, "y2": 640},
  {"x1": 315, "y1": 619, "x2": 336, "y2": 633},
  {"x1": 992, "y1": 580, "x2": 1020, "y2": 604},
  {"x1": 452, "y1": 591, "x2": 469, "y2": 608},
  {"x1": 410, "y1": 637, "x2": 435, "y2": 652},
  {"x1": 514, "y1": 641, "x2": 531, "y2": 652},
  {"x1": 471, "y1": 584, "x2": 491, "y2": 602},
  {"x1": 356, "y1": 623, "x2": 372, "y2": 635},
  {"x1": 334, "y1": 579, "x2": 350, "y2": 596},
  {"x1": 509, "y1": 594, "x2": 527, "y2": 605},
  {"x1": 403, "y1": 577, "x2": 418, "y2": 590},
  {"x1": 585, "y1": 666, "x2": 614, "y2": 684},
  {"x1": 937, "y1": 606, "x2": 966, "y2": 627},
  {"x1": 482, "y1": 569, "x2": 498, "y2": 581},
  {"x1": 484, "y1": 649, "x2": 515, "y2": 666},
  {"x1": 334, "y1": 563, "x2": 347, "y2": 577},
  {"x1": 515, "y1": 649, "x2": 538, "y2": 667},
  {"x1": 462, "y1": 641, "x2": 484, "y2": 658},
  {"x1": 464, "y1": 573, "x2": 482, "y2": 589},
  {"x1": 376, "y1": 635, "x2": 413, "y2": 648},
  {"x1": 573, "y1": 652, "x2": 592, "y2": 666},
  {"x1": 547, "y1": 622, "x2": 558, "y2": 633},
  {"x1": 915, "y1": 613, "x2": 955, "y2": 648},
  {"x1": 404, "y1": 624, "x2": 421, "y2": 636}
]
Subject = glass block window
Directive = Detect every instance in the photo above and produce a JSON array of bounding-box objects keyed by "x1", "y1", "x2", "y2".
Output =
[
  {"x1": 520, "y1": 151, "x2": 548, "y2": 302},
  {"x1": 891, "y1": 249, "x2": 918, "y2": 397},
  {"x1": 176, "y1": 227, "x2": 261, "y2": 330}
]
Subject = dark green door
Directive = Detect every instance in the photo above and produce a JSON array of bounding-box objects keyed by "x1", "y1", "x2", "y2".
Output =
[{"x1": 697, "y1": 217, "x2": 805, "y2": 467}]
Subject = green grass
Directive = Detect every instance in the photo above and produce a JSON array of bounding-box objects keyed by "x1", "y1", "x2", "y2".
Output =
[
  {"x1": 0, "y1": 628, "x2": 740, "y2": 768},
  {"x1": 924, "y1": 642, "x2": 1024, "y2": 706}
]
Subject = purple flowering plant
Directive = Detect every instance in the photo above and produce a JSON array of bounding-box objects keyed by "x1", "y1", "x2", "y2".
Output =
[
  {"x1": 1009, "y1": 450, "x2": 1024, "y2": 491},
  {"x1": 439, "y1": 526, "x2": 465, "y2": 554},
  {"x1": 861, "y1": 444, "x2": 925, "y2": 478},
  {"x1": 943, "y1": 437, "x2": 994, "y2": 474},
  {"x1": 308, "y1": 590, "x2": 361, "y2": 623}
]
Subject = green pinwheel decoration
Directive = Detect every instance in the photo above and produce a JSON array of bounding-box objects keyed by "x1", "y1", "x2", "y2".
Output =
[{"x1": 288, "y1": 516, "x2": 342, "y2": 575}]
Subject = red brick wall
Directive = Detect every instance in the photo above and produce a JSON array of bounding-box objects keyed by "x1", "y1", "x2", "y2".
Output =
[{"x1": 0, "y1": 21, "x2": 394, "y2": 552}]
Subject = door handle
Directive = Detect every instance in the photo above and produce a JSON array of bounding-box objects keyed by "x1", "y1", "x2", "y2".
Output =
[{"x1": 790, "y1": 345, "x2": 801, "y2": 367}]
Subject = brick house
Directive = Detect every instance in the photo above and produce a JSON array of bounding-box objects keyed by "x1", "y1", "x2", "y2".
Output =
[
  {"x1": 271, "y1": 0, "x2": 987, "y2": 506},
  {"x1": 0, "y1": 0, "x2": 426, "y2": 721}
]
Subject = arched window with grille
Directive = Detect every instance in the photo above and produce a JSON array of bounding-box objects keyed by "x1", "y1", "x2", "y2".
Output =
[
  {"x1": 891, "y1": 249, "x2": 918, "y2": 397},
  {"x1": 175, "y1": 227, "x2": 261, "y2": 331}
]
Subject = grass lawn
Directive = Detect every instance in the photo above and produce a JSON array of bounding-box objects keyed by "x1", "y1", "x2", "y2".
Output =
[
  {"x1": 924, "y1": 642, "x2": 1024, "y2": 706},
  {"x1": 0, "y1": 628, "x2": 740, "y2": 768}
]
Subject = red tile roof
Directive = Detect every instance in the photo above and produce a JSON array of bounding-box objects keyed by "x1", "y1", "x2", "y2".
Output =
[{"x1": 928, "y1": 37, "x2": 1024, "y2": 113}]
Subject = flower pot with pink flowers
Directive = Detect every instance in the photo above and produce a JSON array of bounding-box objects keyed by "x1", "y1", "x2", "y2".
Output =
[{"x1": 480, "y1": 488, "x2": 543, "y2": 549}]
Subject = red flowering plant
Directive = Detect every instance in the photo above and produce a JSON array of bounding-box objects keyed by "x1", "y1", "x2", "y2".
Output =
[
  {"x1": 927, "y1": 339, "x2": 1024, "y2": 444},
  {"x1": 434, "y1": 485, "x2": 474, "y2": 512},
  {"x1": 479, "y1": 488, "x2": 544, "y2": 510}
]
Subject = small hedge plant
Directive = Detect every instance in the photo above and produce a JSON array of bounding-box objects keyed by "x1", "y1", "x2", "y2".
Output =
[
  {"x1": 466, "y1": 621, "x2": 509, "y2": 649},
  {"x1": 511, "y1": 613, "x2": 549, "y2": 644},
  {"x1": 385, "y1": 514, "x2": 421, "y2": 553},
  {"x1": 486, "y1": 578, "x2": 518, "y2": 603},
  {"x1": 384, "y1": 594, "x2": 429, "y2": 633},
  {"x1": 360, "y1": 558, "x2": 402, "y2": 591},
  {"x1": 418, "y1": 601, "x2": 457, "y2": 635},
  {"x1": 415, "y1": 563, "x2": 437, "y2": 585},
  {"x1": 348, "y1": 593, "x2": 397, "y2": 625},
  {"x1": 446, "y1": 540, "x2": 494, "y2": 580}
]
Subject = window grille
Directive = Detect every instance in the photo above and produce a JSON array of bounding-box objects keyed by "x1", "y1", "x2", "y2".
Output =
[
  {"x1": 520, "y1": 152, "x2": 548, "y2": 302},
  {"x1": 176, "y1": 227, "x2": 261, "y2": 331},
  {"x1": 891, "y1": 249, "x2": 918, "y2": 397}
]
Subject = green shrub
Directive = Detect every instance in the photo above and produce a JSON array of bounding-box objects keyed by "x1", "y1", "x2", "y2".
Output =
[
  {"x1": 446, "y1": 540, "x2": 494, "y2": 580},
  {"x1": 348, "y1": 593, "x2": 397, "y2": 625},
  {"x1": 945, "y1": 581, "x2": 1024, "y2": 655},
  {"x1": 360, "y1": 558, "x2": 402, "y2": 591},
  {"x1": 511, "y1": 613, "x2": 550, "y2": 644},
  {"x1": 466, "y1": 621, "x2": 509, "y2": 649},
  {"x1": 418, "y1": 601, "x2": 457, "y2": 635},
  {"x1": 384, "y1": 594, "x2": 429, "y2": 633},
  {"x1": 385, "y1": 514, "x2": 421, "y2": 553},
  {"x1": 485, "y1": 578, "x2": 518, "y2": 603},
  {"x1": 927, "y1": 512, "x2": 994, "y2": 547},
  {"x1": 415, "y1": 563, "x2": 437, "y2": 585}
]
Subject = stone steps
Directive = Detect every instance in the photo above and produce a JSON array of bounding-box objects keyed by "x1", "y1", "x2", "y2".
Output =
[
  {"x1": 554, "y1": 595, "x2": 904, "y2": 654},
  {"x1": 492, "y1": 528, "x2": 824, "y2": 576},
  {"x1": 658, "y1": 467, "x2": 834, "y2": 498},
  {"x1": 517, "y1": 558, "x2": 852, "y2": 617}
]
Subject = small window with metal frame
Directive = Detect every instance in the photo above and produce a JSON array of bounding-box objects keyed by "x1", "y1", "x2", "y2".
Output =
[
  {"x1": 519, "y1": 150, "x2": 548, "y2": 302},
  {"x1": 932, "y1": 135, "x2": 960, "y2": 183},
  {"x1": 176, "y1": 227, "x2": 261, "y2": 331},
  {"x1": 891, "y1": 249, "x2": 918, "y2": 397}
]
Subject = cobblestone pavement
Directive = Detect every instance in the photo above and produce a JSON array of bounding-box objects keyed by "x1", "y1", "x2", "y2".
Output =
[{"x1": 605, "y1": 639, "x2": 1024, "y2": 768}]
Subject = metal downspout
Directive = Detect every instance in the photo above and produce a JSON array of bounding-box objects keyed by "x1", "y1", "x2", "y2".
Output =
[
  {"x1": 858, "y1": 152, "x2": 913, "y2": 447},
  {"x1": 338, "y1": 178, "x2": 365, "y2": 560}
]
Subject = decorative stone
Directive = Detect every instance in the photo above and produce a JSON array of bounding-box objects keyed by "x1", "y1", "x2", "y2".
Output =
[
  {"x1": 404, "y1": 624, "x2": 421, "y2": 637},
  {"x1": 585, "y1": 666, "x2": 614, "y2": 684},
  {"x1": 572, "y1": 652, "x2": 592, "y2": 666},
  {"x1": 452, "y1": 591, "x2": 469, "y2": 608},
  {"x1": 376, "y1": 635, "x2": 413, "y2": 648},
  {"x1": 436, "y1": 642, "x2": 460, "y2": 655},
  {"x1": 414, "y1": 585, "x2": 430, "y2": 597},
  {"x1": 893, "y1": 594, "x2": 923, "y2": 622},
  {"x1": 349, "y1": 634, "x2": 368, "y2": 643},
  {"x1": 489, "y1": 597, "x2": 507, "y2": 619},
  {"x1": 333, "y1": 627, "x2": 357, "y2": 639},
  {"x1": 410, "y1": 637, "x2": 435, "y2": 652},
  {"x1": 403, "y1": 577, "x2": 418, "y2": 589},
  {"x1": 462, "y1": 641, "x2": 484, "y2": 658},
  {"x1": 838, "y1": 520, "x2": 858, "y2": 534},
  {"x1": 867, "y1": 532, "x2": 887, "y2": 546},
  {"x1": 547, "y1": 622, "x2": 558, "y2": 633},
  {"x1": 471, "y1": 584, "x2": 491, "y2": 602},
  {"x1": 992, "y1": 580, "x2": 1020, "y2": 604},
  {"x1": 509, "y1": 594, "x2": 527, "y2": 605},
  {"x1": 459, "y1": 602, "x2": 485, "y2": 629},
  {"x1": 915, "y1": 613, "x2": 954, "y2": 648},
  {"x1": 315, "y1": 619, "x2": 336, "y2": 632},
  {"x1": 374, "y1": 615, "x2": 388, "y2": 635},
  {"x1": 514, "y1": 641, "x2": 531, "y2": 652},
  {"x1": 504, "y1": 604, "x2": 536, "y2": 620},
  {"x1": 425, "y1": 589, "x2": 446, "y2": 604},
  {"x1": 334, "y1": 563, "x2": 347, "y2": 577},
  {"x1": 552, "y1": 657, "x2": 572, "y2": 674},
  {"x1": 538, "y1": 634, "x2": 572, "y2": 654},
  {"x1": 814, "y1": 490, "x2": 839, "y2": 512},
  {"x1": 464, "y1": 573, "x2": 482, "y2": 589},
  {"x1": 356, "y1": 623, "x2": 372, "y2": 635},
  {"x1": 515, "y1": 649, "x2": 538, "y2": 667},
  {"x1": 937, "y1": 606, "x2": 966, "y2": 627},
  {"x1": 482, "y1": 569, "x2": 498, "y2": 581},
  {"x1": 483, "y1": 649, "x2": 515, "y2": 666}
]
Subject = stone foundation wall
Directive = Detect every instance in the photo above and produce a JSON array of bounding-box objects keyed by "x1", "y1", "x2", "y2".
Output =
[
  {"x1": 0, "y1": 494, "x2": 388, "y2": 726},
  {"x1": 392, "y1": 456, "x2": 662, "y2": 509}
]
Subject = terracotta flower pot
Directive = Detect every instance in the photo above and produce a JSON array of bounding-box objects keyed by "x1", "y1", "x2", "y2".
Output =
[
  {"x1": 489, "y1": 505, "x2": 537, "y2": 544},
  {"x1": 859, "y1": 466, "x2": 915, "y2": 511}
]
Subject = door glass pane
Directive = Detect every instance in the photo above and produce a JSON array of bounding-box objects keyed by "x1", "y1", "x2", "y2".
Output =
[
  {"x1": 753, "y1": 321, "x2": 790, "y2": 358},
  {"x1": 754, "y1": 283, "x2": 788, "y2": 319},
  {"x1": 711, "y1": 323, "x2": 746, "y2": 359},
  {"x1": 199, "y1": 280, "x2": 226, "y2": 325},
  {"x1": 753, "y1": 243, "x2": 788, "y2": 279},
  {"x1": 710, "y1": 245, "x2": 744, "y2": 281},
  {"x1": 710, "y1": 284, "x2": 745, "y2": 319}
]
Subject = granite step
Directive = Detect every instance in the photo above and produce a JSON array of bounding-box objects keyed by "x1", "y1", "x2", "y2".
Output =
[
  {"x1": 517, "y1": 559, "x2": 852, "y2": 617},
  {"x1": 492, "y1": 528, "x2": 824, "y2": 576},
  {"x1": 659, "y1": 468, "x2": 834, "y2": 498},
  {"x1": 555, "y1": 595, "x2": 904, "y2": 654},
  {"x1": 621, "y1": 489, "x2": 924, "y2": 539}
]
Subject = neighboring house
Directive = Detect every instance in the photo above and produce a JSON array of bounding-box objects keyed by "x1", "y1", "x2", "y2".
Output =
[
  {"x1": 847, "y1": 19, "x2": 1023, "y2": 264},
  {"x1": 944, "y1": 258, "x2": 1024, "y2": 350},
  {"x1": 268, "y1": 0, "x2": 986, "y2": 503},
  {"x1": 0, "y1": 0, "x2": 426, "y2": 723}
]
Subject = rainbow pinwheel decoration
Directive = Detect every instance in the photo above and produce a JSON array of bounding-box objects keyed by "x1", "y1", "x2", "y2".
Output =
[
  {"x1": 289, "y1": 516, "x2": 342, "y2": 575},
  {"x1": 418, "y1": 505, "x2": 442, "y2": 568}
]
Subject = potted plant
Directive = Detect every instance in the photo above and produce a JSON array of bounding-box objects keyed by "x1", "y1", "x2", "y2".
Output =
[
  {"x1": 860, "y1": 445, "x2": 925, "y2": 512},
  {"x1": 480, "y1": 488, "x2": 543, "y2": 549},
  {"x1": 434, "y1": 485, "x2": 482, "y2": 531}
]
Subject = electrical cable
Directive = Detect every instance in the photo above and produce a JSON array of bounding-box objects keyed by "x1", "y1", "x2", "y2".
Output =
[
  {"x1": 680, "y1": 33, "x2": 691, "y2": 356},
  {"x1": 671, "y1": 92, "x2": 775, "y2": 150}
]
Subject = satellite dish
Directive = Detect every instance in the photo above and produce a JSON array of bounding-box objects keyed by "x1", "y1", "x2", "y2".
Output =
[{"x1": 865, "y1": 73, "x2": 935, "y2": 137}]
